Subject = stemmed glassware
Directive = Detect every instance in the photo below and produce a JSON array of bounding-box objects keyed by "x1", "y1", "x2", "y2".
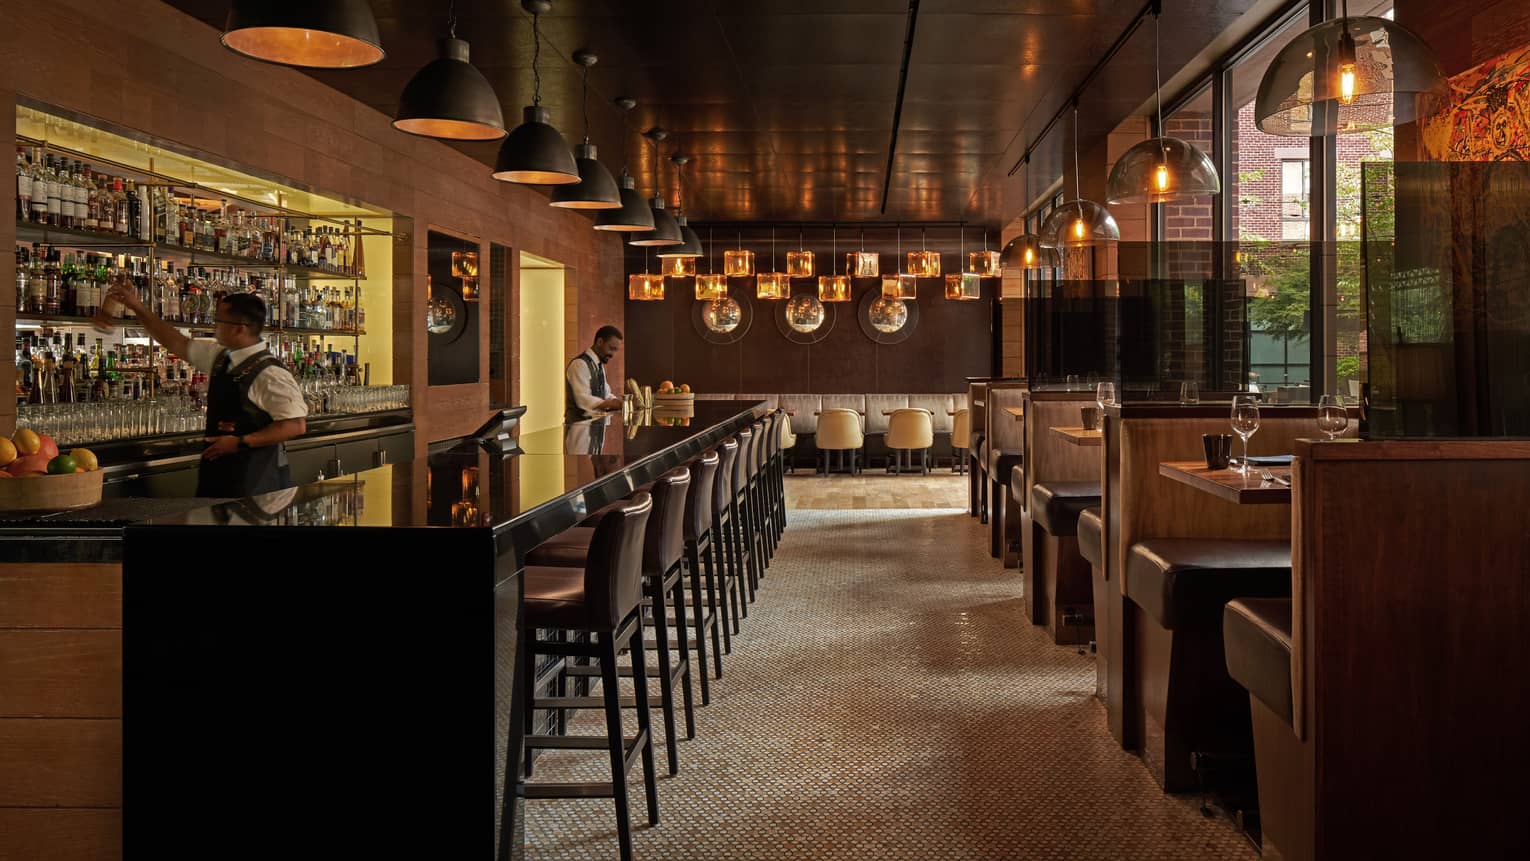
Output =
[
  {"x1": 1231, "y1": 394, "x2": 1260, "y2": 475},
  {"x1": 1317, "y1": 394, "x2": 1348, "y2": 440},
  {"x1": 1096, "y1": 382, "x2": 1117, "y2": 412}
]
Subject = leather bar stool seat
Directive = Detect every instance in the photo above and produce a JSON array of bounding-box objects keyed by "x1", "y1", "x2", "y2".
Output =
[
  {"x1": 522, "y1": 565, "x2": 590, "y2": 629},
  {"x1": 1077, "y1": 507, "x2": 1104, "y2": 569},
  {"x1": 1223, "y1": 598, "x2": 1294, "y2": 727},
  {"x1": 527, "y1": 527, "x2": 596, "y2": 566},
  {"x1": 1125, "y1": 539, "x2": 1292, "y2": 631},
  {"x1": 1030, "y1": 481, "x2": 1102, "y2": 537}
]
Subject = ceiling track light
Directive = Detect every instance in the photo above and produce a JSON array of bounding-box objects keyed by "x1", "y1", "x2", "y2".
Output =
[
  {"x1": 221, "y1": 0, "x2": 384, "y2": 69},
  {"x1": 1255, "y1": 0, "x2": 1444, "y2": 137},
  {"x1": 629, "y1": 127, "x2": 682, "y2": 247},
  {"x1": 551, "y1": 50, "x2": 622, "y2": 209},
  {"x1": 393, "y1": 2, "x2": 505, "y2": 141},
  {"x1": 594, "y1": 97, "x2": 656, "y2": 232},
  {"x1": 493, "y1": 0, "x2": 579, "y2": 185},
  {"x1": 1106, "y1": 3, "x2": 1221, "y2": 204}
]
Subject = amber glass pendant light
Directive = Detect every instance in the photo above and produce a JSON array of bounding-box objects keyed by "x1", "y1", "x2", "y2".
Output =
[
  {"x1": 882, "y1": 226, "x2": 916, "y2": 299},
  {"x1": 757, "y1": 228, "x2": 790, "y2": 300},
  {"x1": 628, "y1": 247, "x2": 665, "y2": 301},
  {"x1": 818, "y1": 228, "x2": 850, "y2": 303},
  {"x1": 906, "y1": 227, "x2": 941, "y2": 277},
  {"x1": 695, "y1": 228, "x2": 727, "y2": 300},
  {"x1": 663, "y1": 256, "x2": 697, "y2": 278},
  {"x1": 968, "y1": 227, "x2": 1001, "y2": 277},
  {"x1": 1043, "y1": 105, "x2": 1121, "y2": 248},
  {"x1": 945, "y1": 226, "x2": 981, "y2": 300},
  {"x1": 723, "y1": 233, "x2": 755, "y2": 277}
]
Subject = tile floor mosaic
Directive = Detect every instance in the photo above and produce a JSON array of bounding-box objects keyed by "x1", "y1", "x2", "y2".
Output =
[{"x1": 522, "y1": 507, "x2": 1254, "y2": 860}]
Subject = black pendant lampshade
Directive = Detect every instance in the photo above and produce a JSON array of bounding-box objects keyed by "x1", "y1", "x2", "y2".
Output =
[
  {"x1": 593, "y1": 173, "x2": 655, "y2": 232},
  {"x1": 629, "y1": 198, "x2": 683, "y2": 247},
  {"x1": 393, "y1": 38, "x2": 505, "y2": 141},
  {"x1": 492, "y1": 106, "x2": 580, "y2": 184},
  {"x1": 550, "y1": 143, "x2": 622, "y2": 209},
  {"x1": 658, "y1": 216, "x2": 703, "y2": 258},
  {"x1": 222, "y1": 0, "x2": 384, "y2": 69}
]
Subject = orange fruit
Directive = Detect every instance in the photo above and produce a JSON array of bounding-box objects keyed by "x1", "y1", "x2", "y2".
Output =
[
  {"x1": 680, "y1": 384, "x2": 691, "y2": 394},
  {"x1": 659, "y1": 380, "x2": 674, "y2": 392},
  {"x1": 0, "y1": 437, "x2": 15, "y2": 467},
  {"x1": 69, "y1": 448, "x2": 99, "y2": 472},
  {"x1": 12, "y1": 429, "x2": 40, "y2": 456}
]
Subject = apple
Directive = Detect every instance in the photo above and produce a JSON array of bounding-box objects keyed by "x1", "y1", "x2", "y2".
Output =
[
  {"x1": 8, "y1": 453, "x2": 51, "y2": 476},
  {"x1": 36, "y1": 434, "x2": 59, "y2": 460}
]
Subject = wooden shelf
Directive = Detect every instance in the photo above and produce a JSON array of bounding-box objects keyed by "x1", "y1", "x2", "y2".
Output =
[{"x1": 16, "y1": 221, "x2": 361, "y2": 280}]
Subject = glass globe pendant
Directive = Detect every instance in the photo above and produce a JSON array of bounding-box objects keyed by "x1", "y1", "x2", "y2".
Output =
[
  {"x1": 786, "y1": 294, "x2": 825, "y2": 333},
  {"x1": 868, "y1": 296, "x2": 909, "y2": 333},
  {"x1": 703, "y1": 297, "x2": 742, "y2": 333},
  {"x1": 1255, "y1": 2, "x2": 1445, "y2": 136},
  {"x1": 1042, "y1": 200, "x2": 1121, "y2": 248}
]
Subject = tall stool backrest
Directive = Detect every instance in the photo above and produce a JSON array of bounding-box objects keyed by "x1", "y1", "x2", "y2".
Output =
[
  {"x1": 645, "y1": 467, "x2": 691, "y2": 575},
  {"x1": 714, "y1": 437, "x2": 739, "y2": 514},
  {"x1": 951, "y1": 408, "x2": 970, "y2": 449},
  {"x1": 684, "y1": 450, "x2": 720, "y2": 542},
  {"x1": 584, "y1": 491, "x2": 653, "y2": 630},
  {"x1": 733, "y1": 426, "x2": 755, "y2": 497},
  {"x1": 764, "y1": 412, "x2": 781, "y2": 459},
  {"x1": 747, "y1": 420, "x2": 766, "y2": 477}
]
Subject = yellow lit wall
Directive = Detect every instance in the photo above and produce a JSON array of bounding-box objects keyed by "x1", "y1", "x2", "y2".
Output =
[
  {"x1": 357, "y1": 217, "x2": 393, "y2": 385},
  {"x1": 519, "y1": 255, "x2": 566, "y2": 433}
]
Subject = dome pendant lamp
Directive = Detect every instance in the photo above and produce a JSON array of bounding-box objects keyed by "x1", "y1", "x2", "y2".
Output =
[
  {"x1": 550, "y1": 51, "x2": 621, "y2": 209},
  {"x1": 1001, "y1": 158, "x2": 1061, "y2": 272},
  {"x1": 393, "y1": 3, "x2": 505, "y2": 141},
  {"x1": 1107, "y1": 5, "x2": 1221, "y2": 204},
  {"x1": 221, "y1": 0, "x2": 384, "y2": 69},
  {"x1": 629, "y1": 128, "x2": 682, "y2": 247},
  {"x1": 492, "y1": 0, "x2": 579, "y2": 185},
  {"x1": 657, "y1": 154, "x2": 704, "y2": 257},
  {"x1": 1042, "y1": 104, "x2": 1121, "y2": 248},
  {"x1": 1256, "y1": 0, "x2": 1444, "y2": 137},
  {"x1": 594, "y1": 98, "x2": 656, "y2": 233}
]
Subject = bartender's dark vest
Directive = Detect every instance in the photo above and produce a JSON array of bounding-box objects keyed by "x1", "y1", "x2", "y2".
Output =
[
  {"x1": 564, "y1": 352, "x2": 608, "y2": 423},
  {"x1": 196, "y1": 348, "x2": 293, "y2": 498}
]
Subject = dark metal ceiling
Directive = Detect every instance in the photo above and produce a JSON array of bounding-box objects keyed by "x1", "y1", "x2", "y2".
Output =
[{"x1": 160, "y1": 0, "x2": 1265, "y2": 224}]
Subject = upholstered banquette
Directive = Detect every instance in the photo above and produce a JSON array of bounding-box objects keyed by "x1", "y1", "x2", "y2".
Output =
[{"x1": 693, "y1": 393, "x2": 968, "y2": 467}]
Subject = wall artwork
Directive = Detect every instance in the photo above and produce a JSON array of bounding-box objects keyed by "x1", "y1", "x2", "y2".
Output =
[{"x1": 1422, "y1": 44, "x2": 1530, "y2": 161}]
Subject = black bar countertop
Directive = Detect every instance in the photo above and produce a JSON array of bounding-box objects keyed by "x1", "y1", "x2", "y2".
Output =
[{"x1": 0, "y1": 401, "x2": 764, "y2": 565}]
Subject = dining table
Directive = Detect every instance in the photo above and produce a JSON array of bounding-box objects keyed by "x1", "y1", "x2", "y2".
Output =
[{"x1": 1158, "y1": 460, "x2": 1292, "y2": 505}]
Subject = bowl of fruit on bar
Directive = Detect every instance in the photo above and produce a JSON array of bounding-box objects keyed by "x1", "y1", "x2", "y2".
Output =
[
  {"x1": 0, "y1": 429, "x2": 104, "y2": 513},
  {"x1": 652, "y1": 381, "x2": 694, "y2": 402}
]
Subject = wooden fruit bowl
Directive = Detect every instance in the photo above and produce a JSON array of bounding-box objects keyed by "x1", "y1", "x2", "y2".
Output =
[
  {"x1": 0, "y1": 469, "x2": 105, "y2": 513},
  {"x1": 653, "y1": 392, "x2": 695, "y2": 402}
]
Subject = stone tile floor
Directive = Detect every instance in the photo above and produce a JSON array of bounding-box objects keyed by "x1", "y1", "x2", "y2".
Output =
[{"x1": 522, "y1": 500, "x2": 1253, "y2": 860}]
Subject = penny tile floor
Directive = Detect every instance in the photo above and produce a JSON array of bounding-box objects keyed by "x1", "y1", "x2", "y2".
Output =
[{"x1": 522, "y1": 496, "x2": 1253, "y2": 860}]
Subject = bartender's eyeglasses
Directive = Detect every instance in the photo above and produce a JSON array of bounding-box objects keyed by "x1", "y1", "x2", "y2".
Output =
[{"x1": 214, "y1": 317, "x2": 248, "y2": 328}]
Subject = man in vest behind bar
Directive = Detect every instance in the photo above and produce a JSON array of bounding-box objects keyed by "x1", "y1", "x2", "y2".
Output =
[
  {"x1": 104, "y1": 283, "x2": 308, "y2": 497},
  {"x1": 565, "y1": 325, "x2": 624, "y2": 423}
]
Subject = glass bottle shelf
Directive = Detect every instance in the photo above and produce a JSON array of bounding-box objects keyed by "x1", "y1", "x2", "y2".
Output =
[{"x1": 15, "y1": 221, "x2": 362, "y2": 280}]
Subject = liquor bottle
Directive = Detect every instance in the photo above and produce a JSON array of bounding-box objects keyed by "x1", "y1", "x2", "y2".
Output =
[
  {"x1": 28, "y1": 150, "x2": 47, "y2": 224},
  {"x1": 152, "y1": 187, "x2": 169, "y2": 245},
  {"x1": 135, "y1": 181, "x2": 152, "y2": 242},
  {"x1": 15, "y1": 246, "x2": 28, "y2": 313},
  {"x1": 59, "y1": 252, "x2": 78, "y2": 317},
  {"x1": 64, "y1": 161, "x2": 80, "y2": 229},
  {"x1": 125, "y1": 179, "x2": 141, "y2": 237},
  {"x1": 179, "y1": 203, "x2": 194, "y2": 248},
  {"x1": 112, "y1": 178, "x2": 128, "y2": 235},
  {"x1": 42, "y1": 156, "x2": 61, "y2": 228},
  {"x1": 25, "y1": 245, "x2": 46, "y2": 314},
  {"x1": 42, "y1": 246, "x2": 62, "y2": 316},
  {"x1": 72, "y1": 163, "x2": 90, "y2": 230},
  {"x1": 16, "y1": 147, "x2": 31, "y2": 221}
]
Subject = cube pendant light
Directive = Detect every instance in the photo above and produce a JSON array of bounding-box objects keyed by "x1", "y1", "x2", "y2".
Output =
[
  {"x1": 846, "y1": 251, "x2": 879, "y2": 278},
  {"x1": 945, "y1": 273, "x2": 981, "y2": 301},
  {"x1": 723, "y1": 249, "x2": 755, "y2": 277},
  {"x1": 882, "y1": 274, "x2": 917, "y2": 300},
  {"x1": 906, "y1": 250, "x2": 940, "y2": 277},
  {"x1": 968, "y1": 251, "x2": 1001, "y2": 277},
  {"x1": 756, "y1": 272, "x2": 789, "y2": 300},
  {"x1": 662, "y1": 256, "x2": 696, "y2": 278},
  {"x1": 627, "y1": 273, "x2": 665, "y2": 301},
  {"x1": 818, "y1": 275, "x2": 850, "y2": 303},
  {"x1": 695, "y1": 273, "x2": 728, "y2": 301},
  {"x1": 786, "y1": 250, "x2": 814, "y2": 277}
]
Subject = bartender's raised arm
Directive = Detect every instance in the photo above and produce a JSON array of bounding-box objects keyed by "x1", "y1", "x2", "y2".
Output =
[{"x1": 104, "y1": 281, "x2": 190, "y2": 360}]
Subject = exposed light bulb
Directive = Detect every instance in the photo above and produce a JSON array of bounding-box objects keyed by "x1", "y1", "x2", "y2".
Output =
[
  {"x1": 1338, "y1": 63, "x2": 1357, "y2": 104},
  {"x1": 1073, "y1": 218, "x2": 1086, "y2": 240},
  {"x1": 1154, "y1": 163, "x2": 1170, "y2": 192},
  {"x1": 1023, "y1": 247, "x2": 1035, "y2": 265}
]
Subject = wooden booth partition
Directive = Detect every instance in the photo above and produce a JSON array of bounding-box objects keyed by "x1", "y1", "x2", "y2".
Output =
[
  {"x1": 0, "y1": 561, "x2": 124, "y2": 859},
  {"x1": 1018, "y1": 392, "x2": 1101, "y2": 642},
  {"x1": 1254, "y1": 440, "x2": 1530, "y2": 861},
  {"x1": 983, "y1": 382, "x2": 1029, "y2": 563},
  {"x1": 1099, "y1": 406, "x2": 1319, "y2": 767}
]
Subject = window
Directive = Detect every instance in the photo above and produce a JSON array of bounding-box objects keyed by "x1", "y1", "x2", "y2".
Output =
[{"x1": 1280, "y1": 159, "x2": 1310, "y2": 239}]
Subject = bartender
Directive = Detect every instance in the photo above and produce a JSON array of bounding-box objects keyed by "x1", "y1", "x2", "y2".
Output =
[
  {"x1": 104, "y1": 284, "x2": 308, "y2": 497},
  {"x1": 565, "y1": 325, "x2": 624, "y2": 422}
]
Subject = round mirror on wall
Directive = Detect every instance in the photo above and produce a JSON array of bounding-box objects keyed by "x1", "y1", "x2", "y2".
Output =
[
  {"x1": 857, "y1": 287, "x2": 919, "y2": 344},
  {"x1": 690, "y1": 291, "x2": 753, "y2": 344},
  {"x1": 775, "y1": 291, "x2": 836, "y2": 344}
]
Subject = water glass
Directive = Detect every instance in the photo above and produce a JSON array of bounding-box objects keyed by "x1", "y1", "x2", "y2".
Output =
[
  {"x1": 1230, "y1": 394, "x2": 1261, "y2": 475},
  {"x1": 1096, "y1": 382, "x2": 1117, "y2": 412},
  {"x1": 1065, "y1": 374, "x2": 1081, "y2": 391},
  {"x1": 1179, "y1": 381, "x2": 1200, "y2": 404},
  {"x1": 1317, "y1": 394, "x2": 1348, "y2": 440}
]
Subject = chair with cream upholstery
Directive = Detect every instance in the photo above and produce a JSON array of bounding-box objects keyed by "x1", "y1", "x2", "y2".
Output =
[
  {"x1": 885, "y1": 408, "x2": 934, "y2": 474},
  {"x1": 950, "y1": 408, "x2": 970, "y2": 474},
  {"x1": 815, "y1": 408, "x2": 865, "y2": 475}
]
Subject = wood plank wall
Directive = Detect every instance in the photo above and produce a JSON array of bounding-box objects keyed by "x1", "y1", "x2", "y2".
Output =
[{"x1": 0, "y1": 562, "x2": 124, "y2": 859}]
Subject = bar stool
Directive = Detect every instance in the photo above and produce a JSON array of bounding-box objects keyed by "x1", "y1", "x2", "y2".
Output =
[
  {"x1": 773, "y1": 409, "x2": 791, "y2": 535},
  {"x1": 757, "y1": 414, "x2": 782, "y2": 557},
  {"x1": 528, "y1": 468, "x2": 696, "y2": 775},
  {"x1": 886, "y1": 408, "x2": 934, "y2": 474},
  {"x1": 518, "y1": 493, "x2": 658, "y2": 861},
  {"x1": 681, "y1": 449, "x2": 726, "y2": 702},
  {"x1": 951, "y1": 408, "x2": 970, "y2": 474},
  {"x1": 711, "y1": 437, "x2": 747, "y2": 637},
  {"x1": 731, "y1": 425, "x2": 764, "y2": 600},
  {"x1": 748, "y1": 419, "x2": 775, "y2": 573}
]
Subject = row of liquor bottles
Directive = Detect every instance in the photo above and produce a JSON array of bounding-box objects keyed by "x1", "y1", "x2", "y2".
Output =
[
  {"x1": 15, "y1": 146, "x2": 366, "y2": 276},
  {"x1": 15, "y1": 245, "x2": 365, "y2": 333},
  {"x1": 16, "y1": 330, "x2": 367, "y2": 407}
]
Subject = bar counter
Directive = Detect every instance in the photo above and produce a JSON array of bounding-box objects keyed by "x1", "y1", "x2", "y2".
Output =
[{"x1": 0, "y1": 400, "x2": 767, "y2": 860}]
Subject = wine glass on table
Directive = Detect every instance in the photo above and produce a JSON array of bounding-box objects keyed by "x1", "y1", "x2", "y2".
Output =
[
  {"x1": 1317, "y1": 394, "x2": 1348, "y2": 440},
  {"x1": 1231, "y1": 394, "x2": 1260, "y2": 475},
  {"x1": 1096, "y1": 382, "x2": 1117, "y2": 410}
]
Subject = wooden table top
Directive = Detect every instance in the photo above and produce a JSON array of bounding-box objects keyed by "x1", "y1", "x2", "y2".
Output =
[
  {"x1": 1003, "y1": 406, "x2": 1025, "y2": 419},
  {"x1": 1159, "y1": 461, "x2": 1292, "y2": 505},
  {"x1": 1051, "y1": 427, "x2": 1103, "y2": 446},
  {"x1": 813, "y1": 410, "x2": 865, "y2": 416}
]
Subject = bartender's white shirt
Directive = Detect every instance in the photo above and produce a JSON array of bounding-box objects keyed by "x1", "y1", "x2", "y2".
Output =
[
  {"x1": 184, "y1": 339, "x2": 308, "y2": 421},
  {"x1": 565, "y1": 349, "x2": 620, "y2": 413}
]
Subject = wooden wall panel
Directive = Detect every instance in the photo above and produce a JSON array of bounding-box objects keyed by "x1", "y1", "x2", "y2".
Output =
[
  {"x1": 0, "y1": 810, "x2": 123, "y2": 861},
  {"x1": 0, "y1": 720, "x2": 122, "y2": 807},
  {"x1": 0, "y1": 632, "x2": 122, "y2": 718},
  {"x1": 0, "y1": 564, "x2": 121, "y2": 628}
]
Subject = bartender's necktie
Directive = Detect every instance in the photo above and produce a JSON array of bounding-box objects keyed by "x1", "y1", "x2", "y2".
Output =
[{"x1": 591, "y1": 361, "x2": 608, "y2": 398}]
